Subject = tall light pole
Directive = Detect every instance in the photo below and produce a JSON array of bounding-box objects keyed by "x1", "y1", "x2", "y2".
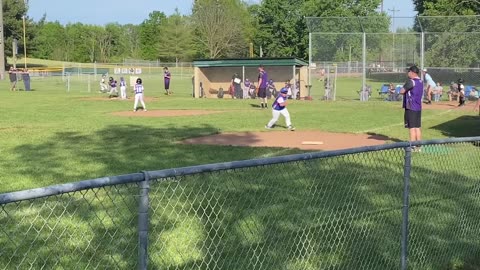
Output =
[
  {"x1": 22, "y1": 0, "x2": 28, "y2": 69},
  {"x1": 388, "y1": 7, "x2": 399, "y2": 72},
  {"x1": 0, "y1": 0, "x2": 5, "y2": 79}
]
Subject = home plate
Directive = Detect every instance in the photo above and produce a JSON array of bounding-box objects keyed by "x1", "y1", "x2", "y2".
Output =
[{"x1": 301, "y1": 141, "x2": 324, "y2": 145}]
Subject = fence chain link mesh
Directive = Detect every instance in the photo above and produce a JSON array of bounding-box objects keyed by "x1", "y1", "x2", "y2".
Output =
[
  {"x1": 147, "y1": 149, "x2": 406, "y2": 269},
  {"x1": 0, "y1": 183, "x2": 140, "y2": 269},
  {"x1": 1, "y1": 141, "x2": 480, "y2": 269}
]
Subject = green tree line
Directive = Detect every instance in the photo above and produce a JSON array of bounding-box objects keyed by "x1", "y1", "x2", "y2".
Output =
[{"x1": 2, "y1": 0, "x2": 479, "y2": 65}]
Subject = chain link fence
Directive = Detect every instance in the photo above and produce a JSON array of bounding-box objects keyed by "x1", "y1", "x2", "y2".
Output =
[
  {"x1": 307, "y1": 16, "x2": 480, "y2": 101},
  {"x1": 1, "y1": 137, "x2": 480, "y2": 269},
  {"x1": 17, "y1": 61, "x2": 194, "y2": 93}
]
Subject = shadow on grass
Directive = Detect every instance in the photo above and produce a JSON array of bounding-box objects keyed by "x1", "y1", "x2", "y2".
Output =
[
  {"x1": 366, "y1": 132, "x2": 403, "y2": 143},
  {"x1": 431, "y1": 115, "x2": 480, "y2": 138},
  {"x1": 2, "y1": 127, "x2": 480, "y2": 269}
]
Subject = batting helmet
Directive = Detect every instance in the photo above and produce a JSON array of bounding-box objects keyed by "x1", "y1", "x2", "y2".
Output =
[
  {"x1": 136, "y1": 78, "x2": 142, "y2": 84},
  {"x1": 458, "y1": 78, "x2": 464, "y2": 84}
]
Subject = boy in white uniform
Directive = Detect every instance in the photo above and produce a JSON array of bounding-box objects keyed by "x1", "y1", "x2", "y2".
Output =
[
  {"x1": 265, "y1": 88, "x2": 295, "y2": 131},
  {"x1": 133, "y1": 78, "x2": 147, "y2": 112},
  {"x1": 119, "y1": 77, "x2": 127, "y2": 99}
]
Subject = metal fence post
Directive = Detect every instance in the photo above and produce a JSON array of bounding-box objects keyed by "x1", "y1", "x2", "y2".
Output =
[
  {"x1": 138, "y1": 171, "x2": 150, "y2": 270},
  {"x1": 401, "y1": 146, "x2": 412, "y2": 270}
]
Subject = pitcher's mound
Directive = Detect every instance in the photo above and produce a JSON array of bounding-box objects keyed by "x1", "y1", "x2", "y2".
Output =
[{"x1": 182, "y1": 130, "x2": 391, "y2": 151}]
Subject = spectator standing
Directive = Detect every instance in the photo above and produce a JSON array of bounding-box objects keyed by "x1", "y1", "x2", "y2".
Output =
[
  {"x1": 400, "y1": 65, "x2": 423, "y2": 147},
  {"x1": 422, "y1": 69, "x2": 436, "y2": 104},
  {"x1": 164, "y1": 67, "x2": 172, "y2": 95},
  {"x1": 457, "y1": 78, "x2": 466, "y2": 107},
  {"x1": 9, "y1": 67, "x2": 17, "y2": 91}
]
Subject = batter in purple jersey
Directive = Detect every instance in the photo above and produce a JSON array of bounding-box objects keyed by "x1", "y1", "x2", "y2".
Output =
[
  {"x1": 164, "y1": 67, "x2": 172, "y2": 95},
  {"x1": 257, "y1": 65, "x2": 268, "y2": 108}
]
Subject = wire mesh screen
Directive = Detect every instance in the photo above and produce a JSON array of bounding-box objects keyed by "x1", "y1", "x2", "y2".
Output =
[
  {"x1": 1, "y1": 140, "x2": 480, "y2": 269},
  {"x1": 148, "y1": 149, "x2": 405, "y2": 269},
  {"x1": 307, "y1": 16, "x2": 480, "y2": 101},
  {"x1": 366, "y1": 33, "x2": 422, "y2": 86},
  {"x1": 408, "y1": 142, "x2": 480, "y2": 269},
  {"x1": 0, "y1": 183, "x2": 140, "y2": 269}
]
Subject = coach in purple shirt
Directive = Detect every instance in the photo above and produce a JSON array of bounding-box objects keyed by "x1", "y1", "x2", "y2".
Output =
[
  {"x1": 257, "y1": 65, "x2": 268, "y2": 108},
  {"x1": 400, "y1": 65, "x2": 424, "y2": 145}
]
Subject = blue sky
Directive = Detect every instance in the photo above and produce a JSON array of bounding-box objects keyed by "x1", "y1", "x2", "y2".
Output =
[{"x1": 28, "y1": 0, "x2": 414, "y2": 27}]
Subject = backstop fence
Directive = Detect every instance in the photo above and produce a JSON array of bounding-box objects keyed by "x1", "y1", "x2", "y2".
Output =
[
  {"x1": 306, "y1": 16, "x2": 480, "y2": 101},
  {"x1": 1, "y1": 137, "x2": 480, "y2": 270}
]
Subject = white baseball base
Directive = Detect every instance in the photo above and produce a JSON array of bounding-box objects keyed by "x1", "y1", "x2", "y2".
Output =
[{"x1": 301, "y1": 141, "x2": 324, "y2": 145}]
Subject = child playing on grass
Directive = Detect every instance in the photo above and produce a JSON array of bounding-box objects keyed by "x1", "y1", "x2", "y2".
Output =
[
  {"x1": 133, "y1": 78, "x2": 147, "y2": 112},
  {"x1": 265, "y1": 87, "x2": 295, "y2": 131}
]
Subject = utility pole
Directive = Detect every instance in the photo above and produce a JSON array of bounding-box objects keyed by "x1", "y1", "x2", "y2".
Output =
[
  {"x1": 388, "y1": 7, "x2": 400, "y2": 72},
  {"x1": 0, "y1": 0, "x2": 5, "y2": 79},
  {"x1": 22, "y1": 0, "x2": 28, "y2": 69}
]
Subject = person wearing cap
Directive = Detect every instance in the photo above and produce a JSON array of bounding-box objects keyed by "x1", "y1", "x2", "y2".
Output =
[
  {"x1": 422, "y1": 68, "x2": 436, "y2": 104},
  {"x1": 257, "y1": 65, "x2": 268, "y2": 108},
  {"x1": 400, "y1": 66, "x2": 424, "y2": 146},
  {"x1": 265, "y1": 82, "x2": 295, "y2": 131}
]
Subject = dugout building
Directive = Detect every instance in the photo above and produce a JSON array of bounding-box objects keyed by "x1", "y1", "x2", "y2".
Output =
[{"x1": 193, "y1": 58, "x2": 309, "y2": 99}]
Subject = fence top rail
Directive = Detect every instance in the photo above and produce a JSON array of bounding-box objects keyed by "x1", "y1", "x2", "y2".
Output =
[{"x1": 1, "y1": 136, "x2": 479, "y2": 205}]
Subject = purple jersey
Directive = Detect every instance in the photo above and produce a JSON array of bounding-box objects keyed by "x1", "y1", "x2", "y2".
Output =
[
  {"x1": 164, "y1": 71, "x2": 171, "y2": 81},
  {"x1": 402, "y1": 77, "x2": 423, "y2": 111},
  {"x1": 272, "y1": 94, "x2": 286, "y2": 110},
  {"x1": 258, "y1": 71, "x2": 268, "y2": 88}
]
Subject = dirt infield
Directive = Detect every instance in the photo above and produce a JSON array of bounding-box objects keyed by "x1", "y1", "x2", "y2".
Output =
[
  {"x1": 423, "y1": 100, "x2": 478, "y2": 110},
  {"x1": 79, "y1": 96, "x2": 160, "y2": 102},
  {"x1": 182, "y1": 131, "x2": 391, "y2": 151},
  {"x1": 107, "y1": 101, "x2": 479, "y2": 150},
  {"x1": 112, "y1": 110, "x2": 224, "y2": 117}
]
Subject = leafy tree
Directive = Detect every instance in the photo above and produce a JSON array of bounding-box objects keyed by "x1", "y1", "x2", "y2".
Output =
[
  {"x1": 2, "y1": 0, "x2": 33, "y2": 65},
  {"x1": 414, "y1": 0, "x2": 480, "y2": 67},
  {"x1": 118, "y1": 24, "x2": 141, "y2": 60},
  {"x1": 31, "y1": 19, "x2": 66, "y2": 60},
  {"x1": 192, "y1": 0, "x2": 252, "y2": 58},
  {"x1": 253, "y1": 0, "x2": 385, "y2": 60},
  {"x1": 158, "y1": 10, "x2": 196, "y2": 62},
  {"x1": 139, "y1": 11, "x2": 167, "y2": 60}
]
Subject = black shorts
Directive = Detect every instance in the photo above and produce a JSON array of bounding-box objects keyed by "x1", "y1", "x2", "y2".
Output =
[
  {"x1": 404, "y1": 110, "x2": 421, "y2": 128},
  {"x1": 258, "y1": 87, "x2": 267, "y2": 98}
]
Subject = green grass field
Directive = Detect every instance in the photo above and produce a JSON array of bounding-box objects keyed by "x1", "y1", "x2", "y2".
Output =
[
  {"x1": 1, "y1": 62, "x2": 480, "y2": 193},
  {"x1": 2, "y1": 60, "x2": 480, "y2": 269}
]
